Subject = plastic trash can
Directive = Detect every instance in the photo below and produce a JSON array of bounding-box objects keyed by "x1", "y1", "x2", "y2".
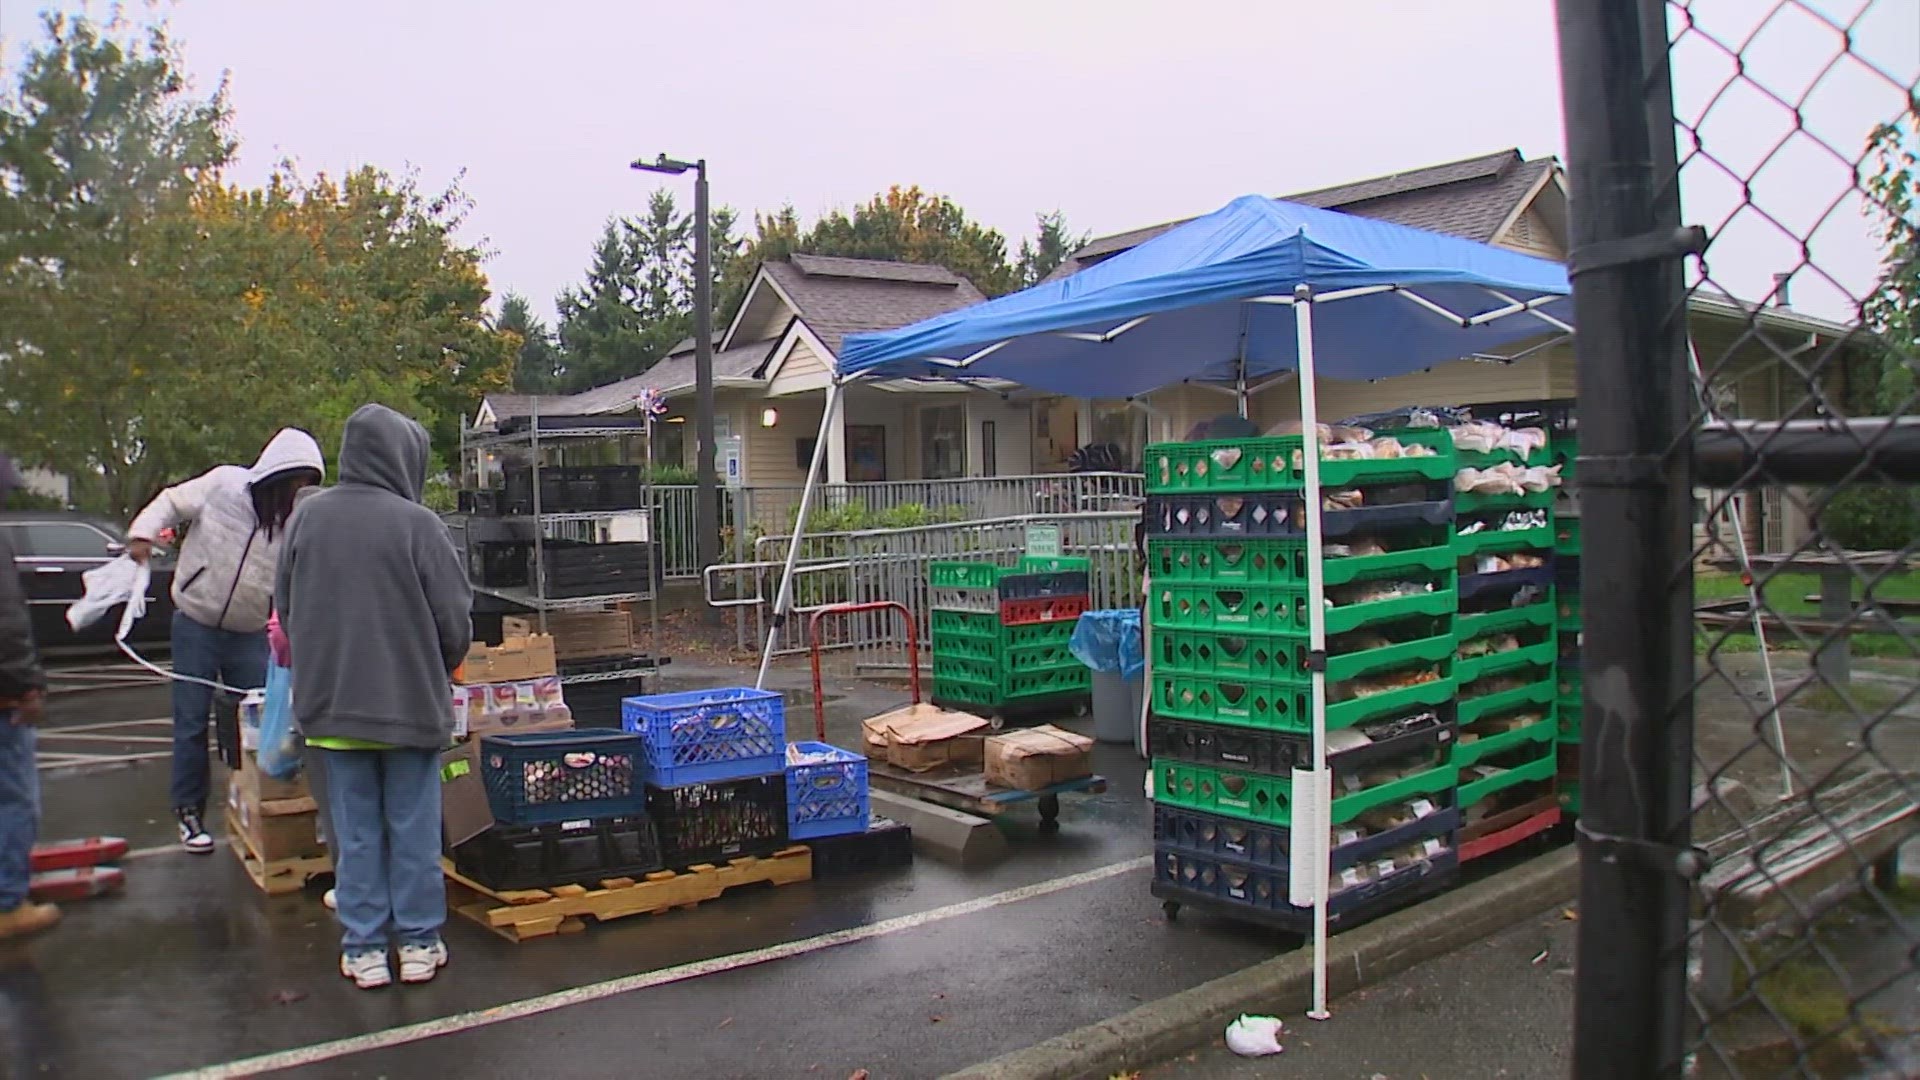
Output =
[{"x1": 1072, "y1": 610, "x2": 1145, "y2": 745}]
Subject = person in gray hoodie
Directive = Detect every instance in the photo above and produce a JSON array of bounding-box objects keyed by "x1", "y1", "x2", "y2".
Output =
[
  {"x1": 275, "y1": 404, "x2": 471, "y2": 990},
  {"x1": 129, "y1": 428, "x2": 326, "y2": 852}
]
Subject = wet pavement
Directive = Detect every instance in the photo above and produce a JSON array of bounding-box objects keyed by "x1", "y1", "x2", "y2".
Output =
[
  {"x1": 6, "y1": 657, "x2": 1299, "y2": 1080},
  {"x1": 1141, "y1": 904, "x2": 1577, "y2": 1080}
]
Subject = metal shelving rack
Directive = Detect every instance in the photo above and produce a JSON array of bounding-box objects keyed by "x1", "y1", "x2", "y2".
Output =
[{"x1": 460, "y1": 399, "x2": 664, "y2": 688}]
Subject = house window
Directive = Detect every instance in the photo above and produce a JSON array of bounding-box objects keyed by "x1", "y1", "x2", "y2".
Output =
[
  {"x1": 655, "y1": 422, "x2": 687, "y2": 473},
  {"x1": 920, "y1": 405, "x2": 965, "y2": 479}
]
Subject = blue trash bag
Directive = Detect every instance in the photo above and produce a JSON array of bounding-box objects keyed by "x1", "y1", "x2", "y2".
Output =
[
  {"x1": 256, "y1": 660, "x2": 302, "y2": 780},
  {"x1": 1071, "y1": 610, "x2": 1144, "y2": 680}
]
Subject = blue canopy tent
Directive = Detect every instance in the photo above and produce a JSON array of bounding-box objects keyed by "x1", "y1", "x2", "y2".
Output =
[{"x1": 761, "y1": 194, "x2": 1575, "y2": 1017}]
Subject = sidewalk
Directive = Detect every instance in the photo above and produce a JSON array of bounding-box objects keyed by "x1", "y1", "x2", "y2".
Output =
[{"x1": 1140, "y1": 904, "x2": 1576, "y2": 1079}]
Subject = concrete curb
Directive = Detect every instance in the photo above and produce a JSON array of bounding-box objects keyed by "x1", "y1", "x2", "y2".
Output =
[{"x1": 942, "y1": 846, "x2": 1580, "y2": 1080}]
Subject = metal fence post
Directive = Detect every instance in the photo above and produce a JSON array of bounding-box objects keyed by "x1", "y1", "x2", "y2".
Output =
[{"x1": 1556, "y1": 1, "x2": 1698, "y2": 1076}]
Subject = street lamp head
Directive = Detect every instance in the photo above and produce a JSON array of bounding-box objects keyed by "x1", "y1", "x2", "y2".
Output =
[{"x1": 630, "y1": 153, "x2": 697, "y2": 176}]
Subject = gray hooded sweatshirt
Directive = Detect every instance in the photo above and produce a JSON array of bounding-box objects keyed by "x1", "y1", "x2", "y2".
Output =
[{"x1": 275, "y1": 405, "x2": 471, "y2": 748}]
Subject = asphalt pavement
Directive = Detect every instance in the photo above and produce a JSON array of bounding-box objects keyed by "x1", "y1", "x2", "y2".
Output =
[{"x1": 5, "y1": 656, "x2": 1312, "y2": 1080}]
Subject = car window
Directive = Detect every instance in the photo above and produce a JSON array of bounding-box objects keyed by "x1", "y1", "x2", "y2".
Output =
[{"x1": 18, "y1": 522, "x2": 117, "y2": 559}]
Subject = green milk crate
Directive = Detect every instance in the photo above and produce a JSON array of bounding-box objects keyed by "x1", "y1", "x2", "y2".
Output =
[
  {"x1": 1455, "y1": 705, "x2": 1558, "y2": 770},
  {"x1": 1458, "y1": 746, "x2": 1558, "y2": 812},
  {"x1": 1147, "y1": 534, "x2": 1455, "y2": 588},
  {"x1": 1150, "y1": 580, "x2": 1457, "y2": 637},
  {"x1": 1456, "y1": 598, "x2": 1556, "y2": 644},
  {"x1": 1153, "y1": 758, "x2": 1458, "y2": 830},
  {"x1": 1143, "y1": 427, "x2": 1456, "y2": 494}
]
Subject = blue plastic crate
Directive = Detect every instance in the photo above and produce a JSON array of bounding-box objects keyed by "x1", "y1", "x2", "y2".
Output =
[
  {"x1": 480, "y1": 730, "x2": 646, "y2": 826},
  {"x1": 785, "y1": 741, "x2": 871, "y2": 841},
  {"x1": 621, "y1": 687, "x2": 786, "y2": 786}
]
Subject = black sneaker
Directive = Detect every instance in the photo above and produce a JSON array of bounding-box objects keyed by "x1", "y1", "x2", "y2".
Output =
[{"x1": 175, "y1": 808, "x2": 214, "y2": 854}]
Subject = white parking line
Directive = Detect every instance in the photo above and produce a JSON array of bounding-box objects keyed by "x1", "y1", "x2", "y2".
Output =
[
  {"x1": 36, "y1": 732, "x2": 173, "y2": 744},
  {"x1": 36, "y1": 750, "x2": 170, "y2": 770},
  {"x1": 42, "y1": 717, "x2": 171, "y2": 733},
  {"x1": 157, "y1": 855, "x2": 1154, "y2": 1079}
]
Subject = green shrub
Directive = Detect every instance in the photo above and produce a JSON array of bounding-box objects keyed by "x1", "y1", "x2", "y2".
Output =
[{"x1": 1818, "y1": 485, "x2": 1919, "y2": 550}]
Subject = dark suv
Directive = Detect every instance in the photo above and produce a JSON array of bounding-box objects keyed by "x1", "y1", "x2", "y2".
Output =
[{"x1": 0, "y1": 511, "x2": 175, "y2": 653}]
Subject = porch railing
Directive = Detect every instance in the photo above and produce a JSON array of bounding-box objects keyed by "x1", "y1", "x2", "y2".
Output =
[{"x1": 651, "y1": 472, "x2": 1143, "y2": 580}]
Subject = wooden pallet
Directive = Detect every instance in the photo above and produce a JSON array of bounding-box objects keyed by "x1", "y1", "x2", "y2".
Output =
[
  {"x1": 228, "y1": 819, "x2": 332, "y2": 896},
  {"x1": 443, "y1": 846, "x2": 813, "y2": 942}
]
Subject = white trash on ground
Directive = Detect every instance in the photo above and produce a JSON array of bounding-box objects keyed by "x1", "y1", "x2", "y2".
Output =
[{"x1": 1224, "y1": 1013, "x2": 1286, "y2": 1056}]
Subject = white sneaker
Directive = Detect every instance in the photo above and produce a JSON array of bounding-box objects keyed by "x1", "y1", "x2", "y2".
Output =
[
  {"x1": 340, "y1": 951, "x2": 392, "y2": 990},
  {"x1": 175, "y1": 809, "x2": 214, "y2": 854},
  {"x1": 398, "y1": 941, "x2": 449, "y2": 984},
  {"x1": 322, "y1": 889, "x2": 337, "y2": 912}
]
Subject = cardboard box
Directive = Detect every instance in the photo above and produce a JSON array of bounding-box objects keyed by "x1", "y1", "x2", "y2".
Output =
[
  {"x1": 458, "y1": 635, "x2": 558, "y2": 684},
  {"x1": 228, "y1": 779, "x2": 326, "y2": 861},
  {"x1": 440, "y1": 740, "x2": 495, "y2": 851},
  {"x1": 504, "y1": 612, "x2": 634, "y2": 661},
  {"x1": 467, "y1": 708, "x2": 573, "y2": 740},
  {"x1": 984, "y1": 725, "x2": 1094, "y2": 791},
  {"x1": 861, "y1": 704, "x2": 988, "y2": 773},
  {"x1": 231, "y1": 749, "x2": 311, "y2": 809}
]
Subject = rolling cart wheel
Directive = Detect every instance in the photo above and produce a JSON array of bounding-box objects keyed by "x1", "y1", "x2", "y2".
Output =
[
  {"x1": 989, "y1": 713, "x2": 1006, "y2": 731},
  {"x1": 1162, "y1": 900, "x2": 1181, "y2": 921},
  {"x1": 1036, "y1": 793, "x2": 1061, "y2": 835},
  {"x1": 1071, "y1": 698, "x2": 1090, "y2": 718}
]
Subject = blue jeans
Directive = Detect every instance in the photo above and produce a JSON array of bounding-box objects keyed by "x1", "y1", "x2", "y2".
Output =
[
  {"x1": 170, "y1": 611, "x2": 267, "y2": 811},
  {"x1": 321, "y1": 748, "x2": 444, "y2": 954},
  {"x1": 0, "y1": 717, "x2": 35, "y2": 912}
]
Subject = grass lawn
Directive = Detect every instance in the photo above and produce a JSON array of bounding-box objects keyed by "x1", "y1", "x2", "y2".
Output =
[{"x1": 1693, "y1": 570, "x2": 1920, "y2": 659}]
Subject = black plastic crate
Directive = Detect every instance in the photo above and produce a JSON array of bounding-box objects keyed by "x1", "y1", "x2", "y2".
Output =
[
  {"x1": 471, "y1": 541, "x2": 531, "y2": 587},
  {"x1": 1458, "y1": 561, "x2": 1556, "y2": 602},
  {"x1": 1153, "y1": 846, "x2": 1459, "y2": 932},
  {"x1": 529, "y1": 541, "x2": 660, "y2": 598},
  {"x1": 804, "y1": 817, "x2": 913, "y2": 877},
  {"x1": 646, "y1": 774, "x2": 789, "y2": 868},
  {"x1": 995, "y1": 571, "x2": 1092, "y2": 601},
  {"x1": 1149, "y1": 707, "x2": 1454, "y2": 779},
  {"x1": 564, "y1": 676, "x2": 646, "y2": 729},
  {"x1": 1153, "y1": 799, "x2": 1459, "y2": 874},
  {"x1": 451, "y1": 814, "x2": 662, "y2": 892},
  {"x1": 1461, "y1": 398, "x2": 1576, "y2": 437}
]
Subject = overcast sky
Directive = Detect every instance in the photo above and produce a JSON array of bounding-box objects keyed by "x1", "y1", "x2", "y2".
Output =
[{"x1": 3, "y1": 0, "x2": 1915, "y2": 327}]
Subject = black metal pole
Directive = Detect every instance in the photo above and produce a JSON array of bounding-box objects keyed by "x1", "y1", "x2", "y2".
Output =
[
  {"x1": 1555, "y1": 1, "x2": 1696, "y2": 1077},
  {"x1": 693, "y1": 161, "x2": 719, "y2": 590}
]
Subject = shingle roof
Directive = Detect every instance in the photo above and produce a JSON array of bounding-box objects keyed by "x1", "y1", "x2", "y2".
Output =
[
  {"x1": 482, "y1": 394, "x2": 576, "y2": 421},
  {"x1": 566, "y1": 340, "x2": 774, "y2": 413},
  {"x1": 1046, "y1": 150, "x2": 1559, "y2": 281},
  {"x1": 761, "y1": 255, "x2": 988, "y2": 353}
]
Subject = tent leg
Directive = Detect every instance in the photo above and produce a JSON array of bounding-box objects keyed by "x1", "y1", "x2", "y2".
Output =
[
  {"x1": 1235, "y1": 354, "x2": 1249, "y2": 419},
  {"x1": 1686, "y1": 340, "x2": 1791, "y2": 799},
  {"x1": 757, "y1": 381, "x2": 844, "y2": 690},
  {"x1": 1290, "y1": 285, "x2": 1333, "y2": 1022}
]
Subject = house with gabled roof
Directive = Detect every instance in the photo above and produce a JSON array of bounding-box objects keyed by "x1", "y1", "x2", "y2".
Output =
[{"x1": 479, "y1": 149, "x2": 1864, "y2": 549}]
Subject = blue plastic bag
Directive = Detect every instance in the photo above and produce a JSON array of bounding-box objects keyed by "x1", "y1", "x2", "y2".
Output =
[
  {"x1": 257, "y1": 660, "x2": 302, "y2": 780},
  {"x1": 1071, "y1": 610, "x2": 1145, "y2": 680}
]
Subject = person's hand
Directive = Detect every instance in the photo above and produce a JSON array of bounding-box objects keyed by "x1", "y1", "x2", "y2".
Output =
[
  {"x1": 127, "y1": 538, "x2": 153, "y2": 565},
  {"x1": 13, "y1": 689, "x2": 44, "y2": 727}
]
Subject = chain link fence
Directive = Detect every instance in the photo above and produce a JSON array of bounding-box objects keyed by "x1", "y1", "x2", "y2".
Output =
[{"x1": 1560, "y1": 0, "x2": 1919, "y2": 1076}]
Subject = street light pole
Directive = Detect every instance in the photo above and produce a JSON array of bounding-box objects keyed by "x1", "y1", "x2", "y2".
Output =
[
  {"x1": 631, "y1": 153, "x2": 719, "y2": 594},
  {"x1": 691, "y1": 160, "x2": 718, "y2": 586}
]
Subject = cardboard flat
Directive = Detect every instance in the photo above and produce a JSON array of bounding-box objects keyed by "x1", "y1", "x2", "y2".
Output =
[
  {"x1": 227, "y1": 780, "x2": 325, "y2": 861},
  {"x1": 984, "y1": 725, "x2": 1094, "y2": 791},
  {"x1": 458, "y1": 635, "x2": 559, "y2": 684},
  {"x1": 861, "y1": 706, "x2": 989, "y2": 773},
  {"x1": 440, "y1": 740, "x2": 495, "y2": 851},
  {"x1": 504, "y1": 613, "x2": 633, "y2": 661},
  {"x1": 232, "y1": 750, "x2": 310, "y2": 807},
  {"x1": 466, "y1": 708, "x2": 573, "y2": 740}
]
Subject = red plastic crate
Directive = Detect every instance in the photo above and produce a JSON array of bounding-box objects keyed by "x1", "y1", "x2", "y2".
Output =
[{"x1": 999, "y1": 594, "x2": 1090, "y2": 627}]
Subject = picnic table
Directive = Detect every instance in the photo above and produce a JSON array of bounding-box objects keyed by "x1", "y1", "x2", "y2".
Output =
[{"x1": 1701, "y1": 550, "x2": 1917, "y2": 686}]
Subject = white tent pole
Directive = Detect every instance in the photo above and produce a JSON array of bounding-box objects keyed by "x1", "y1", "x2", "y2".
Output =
[
  {"x1": 1685, "y1": 340, "x2": 1791, "y2": 799},
  {"x1": 757, "y1": 380, "x2": 844, "y2": 690},
  {"x1": 1292, "y1": 283, "x2": 1333, "y2": 1022}
]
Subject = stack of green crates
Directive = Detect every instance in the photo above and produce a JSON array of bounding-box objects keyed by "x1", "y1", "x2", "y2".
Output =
[
  {"x1": 928, "y1": 555, "x2": 1092, "y2": 716},
  {"x1": 1451, "y1": 435, "x2": 1562, "y2": 842},
  {"x1": 1144, "y1": 428, "x2": 1464, "y2": 930},
  {"x1": 1551, "y1": 422, "x2": 1582, "y2": 818}
]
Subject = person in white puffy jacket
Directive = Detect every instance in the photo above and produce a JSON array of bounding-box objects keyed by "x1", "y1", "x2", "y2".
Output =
[{"x1": 127, "y1": 430, "x2": 325, "y2": 852}]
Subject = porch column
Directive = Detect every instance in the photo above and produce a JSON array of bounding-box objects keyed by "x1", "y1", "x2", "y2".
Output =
[{"x1": 825, "y1": 390, "x2": 848, "y2": 484}]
